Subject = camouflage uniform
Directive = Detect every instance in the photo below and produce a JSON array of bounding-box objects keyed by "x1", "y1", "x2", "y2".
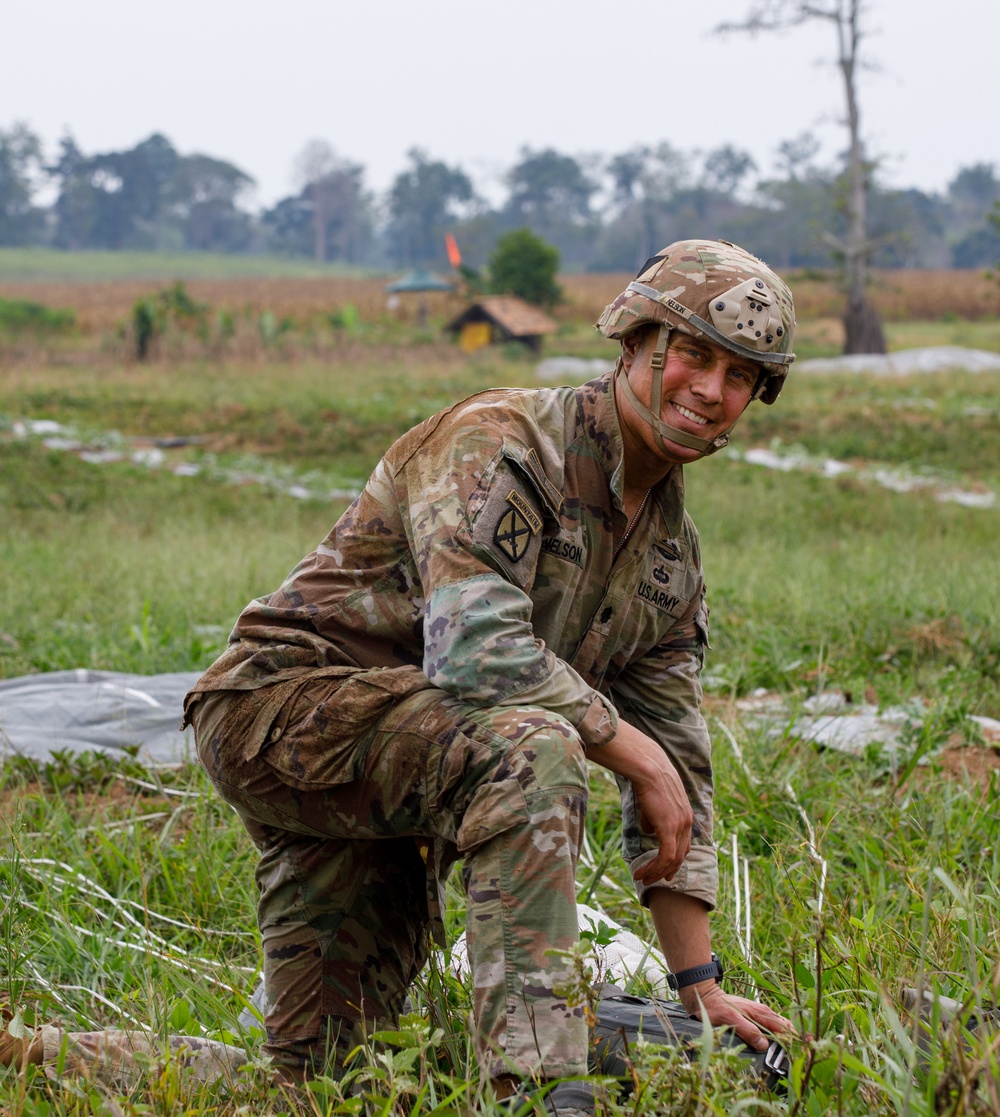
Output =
[
  {"x1": 0, "y1": 1025, "x2": 247, "y2": 1089},
  {"x1": 184, "y1": 370, "x2": 715, "y2": 1080}
]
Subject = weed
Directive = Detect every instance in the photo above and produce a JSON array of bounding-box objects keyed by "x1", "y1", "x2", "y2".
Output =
[{"x1": 0, "y1": 298, "x2": 75, "y2": 336}]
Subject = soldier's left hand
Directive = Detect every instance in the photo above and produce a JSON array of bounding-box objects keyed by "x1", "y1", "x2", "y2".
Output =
[{"x1": 678, "y1": 981, "x2": 793, "y2": 1052}]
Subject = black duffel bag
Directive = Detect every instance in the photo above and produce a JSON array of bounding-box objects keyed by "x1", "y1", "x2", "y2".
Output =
[{"x1": 591, "y1": 987, "x2": 789, "y2": 1092}]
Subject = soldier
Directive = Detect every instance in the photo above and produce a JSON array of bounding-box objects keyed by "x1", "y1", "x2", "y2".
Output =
[{"x1": 183, "y1": 239, "x2": 796, "y2": 1107}]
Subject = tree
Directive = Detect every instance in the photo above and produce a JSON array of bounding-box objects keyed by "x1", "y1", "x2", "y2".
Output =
[
  {"x1": 293, "y1": 140, "x2": 371, "y2": 263},
  {"x1": 719, "y1": 0, "x2": 887, "y2": 354},
  {"x1": 119, "y1": 133, "x2": 181, "y2": 246},
  {"x1": 944, "y1": 163, "x2": 1000, "y2": 266},
  {"x1": 49, "y1": 132, "x2": 181, "y2": 250},
  {"x1": 167, "y1": 153, "x2": 254, "y2": 251},
  {"x1": 701, "y1": 145, "x2": 757, "y2": 197},
  {"x1": 488, "y1": 228, "x2": 561, "y2": 308},
  {"x1": 387, "y1": 149, "x2": 475, "y2": 266},
  {"x1": 606, "y1": 147, "x2": 650, "y2": 213},
  {"x1": 990, "y1": 201, "x2": 1000, "y2": 271},
  {"x1": 48, "y1": 133, "x2": 255, "y2": 252},
  {"x1": 947, "y1": 163, "x2": 1000, "y2": 226},
  {"x1": 506, "y1": 147, "x2": 595, "y2": 226},
  {"x1": 48, "y1": 134, "x2": 98, "y2": 249},
  {"x1": 502, "y1": 148, "x2": 599, "y2": 269},
  {"x1": 0, "y1": 122, "x2": 45, "y2": 245},
  {"x1": 774, "y1": 133, "x2": 822, "y2": 181}
]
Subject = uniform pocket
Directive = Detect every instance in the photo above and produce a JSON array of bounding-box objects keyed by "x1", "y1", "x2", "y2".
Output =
[{"x1": 261, "y1": 665, "x2": 433, "y2": 791}]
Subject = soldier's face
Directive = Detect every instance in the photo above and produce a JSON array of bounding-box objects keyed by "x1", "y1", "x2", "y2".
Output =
[{"x1": 620, "y1": 330, "x2": 759, "y2": 466}]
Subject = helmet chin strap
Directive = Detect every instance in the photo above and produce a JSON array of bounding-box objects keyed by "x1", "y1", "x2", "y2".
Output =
[{"x1": 615, "y1": 325, "x2": 734, "y2": 458}]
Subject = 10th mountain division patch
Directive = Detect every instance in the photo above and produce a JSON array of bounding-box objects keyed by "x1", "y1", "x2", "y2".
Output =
[{"x1": 494, "y1": 489, "x2": 541, "y2": 563}]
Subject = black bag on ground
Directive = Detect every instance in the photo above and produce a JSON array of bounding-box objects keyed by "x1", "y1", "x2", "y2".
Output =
[{"x1": 591, "y1": 987, "x2": 789, "y2": 1092}]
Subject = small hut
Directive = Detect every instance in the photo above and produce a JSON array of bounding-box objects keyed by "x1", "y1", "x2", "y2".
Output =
[{"x1": 444, "y1": 295, "x2": 558, "y2": 353}]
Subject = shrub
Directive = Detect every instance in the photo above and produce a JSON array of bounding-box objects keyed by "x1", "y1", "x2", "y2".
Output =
[
  {"x1": 128, "y1": 281, "x2": 208, "y2": 360},
  {"x1": 0, "y1": 297, "x2": 75, "y2": 336},
  {"x1": 488, "y1": 228, "x2": 562, "y2": 308}
]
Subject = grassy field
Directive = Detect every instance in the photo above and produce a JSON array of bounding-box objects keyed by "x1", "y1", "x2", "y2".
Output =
[
  {"x1": 1, "y1": 306, "x2": 1000, "y2": 1113},
  {"x1": 0, "y1": 247, "x2": 379, "y2": 283},
  {"x1": 1, "y1": 257, "x2": 998, "y2": 343}
]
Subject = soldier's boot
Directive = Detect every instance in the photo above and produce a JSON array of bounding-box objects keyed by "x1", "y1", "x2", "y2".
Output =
[
  {"x1": 496, "y1": 1078, "x2": 597, "y2": 1117},
  {"x1": 0, "y1": 1026, "x2": 43, "y2": 1071}
]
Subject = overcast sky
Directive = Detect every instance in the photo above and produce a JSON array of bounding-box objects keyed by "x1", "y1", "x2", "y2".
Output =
[{"x1": 5, "y1": 0, "x2": 996, "y2": 210}]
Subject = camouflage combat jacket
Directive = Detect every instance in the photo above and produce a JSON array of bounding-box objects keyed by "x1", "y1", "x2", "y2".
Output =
[{"x1": 189, "y1": 371, "x2": 717, "y2": 906}]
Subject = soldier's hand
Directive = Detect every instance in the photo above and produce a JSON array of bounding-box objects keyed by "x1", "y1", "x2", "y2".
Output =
[
  {"x1": 678, "y1": 981, "x2": 793, "y2": 1052},
  {"x1": 585, "y1": 721, "x2": 692, "y2": 882},
  {"x1": 630, "y1": 751, "x2": 693, "y2": 884}
]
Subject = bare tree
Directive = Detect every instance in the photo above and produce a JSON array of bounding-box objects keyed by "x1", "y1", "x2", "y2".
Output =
[
  {"x1": 294, "y1": 140, "x2": 370, "y2": 264},
  {"x1": 718, "y1": 0, "x2": 887, "y2": 354},
  {"x1": 295, "y1": 140, "x2": 335, "y2": 262}
]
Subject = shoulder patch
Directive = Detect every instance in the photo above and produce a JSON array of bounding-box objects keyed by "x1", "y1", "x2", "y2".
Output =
[
  {"x1": 495, "y1": 490, "x2": 540, "y2": 562},
  {"x1": 472, "y1": 470, "x2": 544, "y2": 587}
]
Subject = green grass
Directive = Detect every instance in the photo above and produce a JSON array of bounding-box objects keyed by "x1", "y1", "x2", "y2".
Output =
[
  {"x1": 737, "y1": 369, "x2": 1000, "y2": 489},
  {"x1": 0, "y1": 247, "x2": 380, "y2": 283},
  {"x1": 534, "y1": 318, "x2": 1000, "y2": 364},
  {"x1": 884, "y1": 318, "x2": 1000, "y2": 354},
  {"x1": 2, "y1": 346, "x2": 1000, "y2": 1113},
  {"x1": 0, "y1": 297, "x2": 76, "y2": 335}
]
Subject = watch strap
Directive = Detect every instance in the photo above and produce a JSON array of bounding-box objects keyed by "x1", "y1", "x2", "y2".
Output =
[{"x1": 667, "y1": 953, "x2": 724, "y2": 991}]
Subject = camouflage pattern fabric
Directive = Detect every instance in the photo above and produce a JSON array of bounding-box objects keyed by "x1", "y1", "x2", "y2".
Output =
[
  {"x1": 596, "y1": 239, "x2": 796, "y2": 404},
  {"x1": 9, "y1": 1025, "x2": 246, "y2": 1088},
  {"x1": 184, "y1": 371, "x2": 716, "y2": 1078},
  {"x1": 193, "y1": 684, "x2": 588, "y2": 1078}
]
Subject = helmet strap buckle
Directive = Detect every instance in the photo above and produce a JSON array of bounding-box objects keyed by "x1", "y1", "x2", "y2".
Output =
[{"x1": 649, "y1": 323, "x2": 671, "y2": 371}]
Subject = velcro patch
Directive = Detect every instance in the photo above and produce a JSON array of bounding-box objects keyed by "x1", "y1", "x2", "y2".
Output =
[
  {"x1": 506, "y1": 489, "x2": 542, "y2": 534},
  {"x1": 540, "y1": 531, "x2": 586, "y2": 568},
  {"x1": 636, "y1": 580, "x2": 686, "y2": 616},
  {"x1": 494, "y1": 490, "x2": 539, "y2": 563}
]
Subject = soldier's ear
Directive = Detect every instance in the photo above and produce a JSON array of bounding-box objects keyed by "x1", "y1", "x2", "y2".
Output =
[{"x1": 620, "y1": 330, "x2": 643, "y2": 372}]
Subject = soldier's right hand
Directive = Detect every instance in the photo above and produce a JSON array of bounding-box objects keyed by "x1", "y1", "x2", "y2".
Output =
[{"x1": 585, "y1": 721, "x2": 693, "y2": 882}]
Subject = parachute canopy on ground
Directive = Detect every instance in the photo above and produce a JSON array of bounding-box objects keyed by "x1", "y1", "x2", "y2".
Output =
[{"x1": 444, "y1": 295, "x2": 558, "y2": 353}]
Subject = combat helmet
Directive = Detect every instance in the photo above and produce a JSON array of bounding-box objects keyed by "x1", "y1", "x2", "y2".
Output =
[{"x1": 596, "y1": 239, "x2": 796, "y2": 456}]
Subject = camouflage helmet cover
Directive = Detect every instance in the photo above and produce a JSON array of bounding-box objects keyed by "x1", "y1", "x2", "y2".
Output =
[{"x1": 596, "y1": 239, "x2": 796, "y2": 404}]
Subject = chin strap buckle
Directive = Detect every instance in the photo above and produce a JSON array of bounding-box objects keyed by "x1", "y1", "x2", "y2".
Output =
[{"x1": 649, "y1": 323, "x2": 671, "y2": 371}]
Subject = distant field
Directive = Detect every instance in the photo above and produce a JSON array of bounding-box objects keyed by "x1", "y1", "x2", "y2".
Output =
[
  {"x1": 0, "y1": 275, "x2": 460, "y2": 334},
  {"x1": 0, "y1": 248, "x2": 998, "y2": 334},
  {"x1": 561, "y1": 268, "x2": 1000, "y2": 323},
  {"x1": 0, "y1": 247, "x2": 376, "y2": 283}
]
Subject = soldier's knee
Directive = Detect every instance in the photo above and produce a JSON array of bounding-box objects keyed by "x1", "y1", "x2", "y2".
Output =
[{"x1": 490, "y1": 707, "x2": 589, "y2": 795}]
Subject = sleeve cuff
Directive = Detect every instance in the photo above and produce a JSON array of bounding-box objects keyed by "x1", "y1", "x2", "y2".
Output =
[
  {"x1": 629, "y1": 844, "x2": 718, "y2": 911},
  {"x1": 576, "y1": 693, "x2": 618, "y2": 748}
]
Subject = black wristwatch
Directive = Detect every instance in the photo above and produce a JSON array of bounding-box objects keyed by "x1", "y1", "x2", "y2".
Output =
[{"x1": 667, "y1": 953, "x2": 724, "y2": 991}]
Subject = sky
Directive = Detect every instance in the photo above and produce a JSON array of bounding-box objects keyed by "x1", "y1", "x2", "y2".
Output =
[{"x1": 4, "y1": 0, "x2": 997, "y2": 211}]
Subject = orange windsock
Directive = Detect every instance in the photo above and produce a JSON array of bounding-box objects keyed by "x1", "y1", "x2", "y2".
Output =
[{"x1": 445, "y1": 232, "x2": 462, "y2": 269}]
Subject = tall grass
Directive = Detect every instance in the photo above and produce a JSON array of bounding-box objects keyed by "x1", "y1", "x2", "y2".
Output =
[{"x1": 2, "y1": 345, "x2": 1000, "y2": 1113}]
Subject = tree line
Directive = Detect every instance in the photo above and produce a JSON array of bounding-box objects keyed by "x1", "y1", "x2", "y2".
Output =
[{"x1": 2, "y1": 122, "x2": 998, "y2": 273}]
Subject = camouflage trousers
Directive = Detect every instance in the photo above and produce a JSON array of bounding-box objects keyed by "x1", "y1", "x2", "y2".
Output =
[
  {"x1": 191, "y1": 668, "x2": 590, "y2": 1081},
  {"x1": 0, "y1": 1025, "x2": 246, "y2": 1088}
]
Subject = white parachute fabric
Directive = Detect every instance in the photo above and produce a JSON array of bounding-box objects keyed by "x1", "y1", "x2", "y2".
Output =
[{"x1": 0, "y1": 669, "x2": 201, "y2": 765}]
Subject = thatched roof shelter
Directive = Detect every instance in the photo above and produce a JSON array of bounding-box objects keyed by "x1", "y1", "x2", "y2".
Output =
[{"x1": 444, "y1": 295, "x2": 558, "y2": 353}]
